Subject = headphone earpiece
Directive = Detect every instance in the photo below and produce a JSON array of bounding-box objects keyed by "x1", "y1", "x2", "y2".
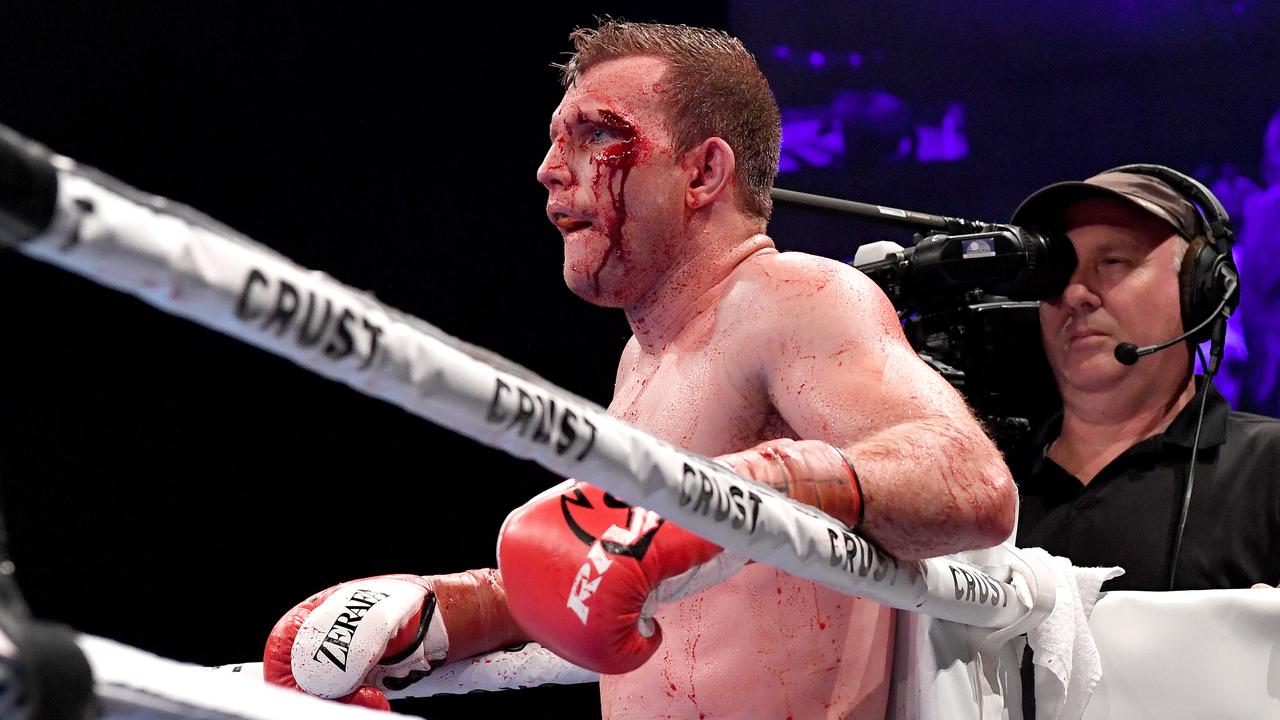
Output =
[{"x1": 1178, "y1": 235, "x2": 1231, "y2": 344}]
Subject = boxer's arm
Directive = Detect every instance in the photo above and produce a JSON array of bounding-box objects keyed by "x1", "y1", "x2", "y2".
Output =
[
  {"x1": 433, "y1": 570, "x2": 527, "y2": 662},
  {"x1": 746, "y1": 255, "x2": 1015, "y2": 559},
  {"x1": 264, "y1": 570, "x2": 528, "y2": 709}
]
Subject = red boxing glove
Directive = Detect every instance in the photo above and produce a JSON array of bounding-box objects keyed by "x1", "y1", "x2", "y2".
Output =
[
  {"x1": 716, "y1": 438, "x2": 864, "y2": 529},
  {"x1": 497, "y1": 481, "x2": 742, "y2": 675},
  {"x1": 263, "y1": 570, "x2": 522, "y2": 709}
]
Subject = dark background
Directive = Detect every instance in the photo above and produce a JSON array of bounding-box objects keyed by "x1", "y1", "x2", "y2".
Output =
[{"x1": 0, "y1": 2, "x2": 1276, "y2": 718}]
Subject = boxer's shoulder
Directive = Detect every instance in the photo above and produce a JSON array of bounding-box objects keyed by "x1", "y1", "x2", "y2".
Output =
[
  {"x1": 731, "y1": 250, "x2": 883, "y2": 307},
  {"x1": 722, "y1": 251, "x2": 897, "y2": 341}
]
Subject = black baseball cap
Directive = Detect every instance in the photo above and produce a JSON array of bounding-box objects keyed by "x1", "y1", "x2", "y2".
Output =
[{"x1": 1011, "y1": 170, "x2": 1203, "y2": 240}]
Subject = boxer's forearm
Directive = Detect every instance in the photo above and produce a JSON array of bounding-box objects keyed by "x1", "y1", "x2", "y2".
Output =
[
  {"x1": 718, "y1": 429, "x2": 1013, "y2": 559},
  {"x1": 842, "y1": 416, "x2": 1015, "y2": 560},
  {"x1": 432, "y1": 569, "x2": 531, "y2": 662}
]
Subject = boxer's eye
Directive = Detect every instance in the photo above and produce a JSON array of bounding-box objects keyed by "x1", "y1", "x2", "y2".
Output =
[{"x1": 584, "y1": 121, "x2": 625, "y2": 143}]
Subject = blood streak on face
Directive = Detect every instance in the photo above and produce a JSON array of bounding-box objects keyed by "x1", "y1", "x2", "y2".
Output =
[{"x1": 587, "y1": 108, "x2": 647, "y2": 294}]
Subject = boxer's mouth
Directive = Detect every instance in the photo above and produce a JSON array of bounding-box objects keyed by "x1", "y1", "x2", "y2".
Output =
[{"x1": 554, "y1": 214, "x2": 593, "y2": 232}]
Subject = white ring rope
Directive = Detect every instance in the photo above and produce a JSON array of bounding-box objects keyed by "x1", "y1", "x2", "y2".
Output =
[
  {"x1": 1, "y1": 125, "x2": 1054, "y2": 701},
  {"x1": 79, "y1": 633, "x2": 415, "y2": 720},
  {"x1": 213, "y1": 642, "x2": 599, "y2": 699}
]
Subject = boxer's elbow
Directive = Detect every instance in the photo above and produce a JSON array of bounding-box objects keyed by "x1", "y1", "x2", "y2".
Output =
[
  {"x1": 930, "y1": 422, "x2": 1017, "y2": 550},
  {"x1": 903, "y1": 467, "x2": 1014, "y2": 560},
  {"x1": 951, "y1": 421, "x2": 1017, "y2": 549},
  {"x1": 852, "y1": 418, "x2": 1016, "y2": 557},
  {"x1": 871, "y1": 461, "x2": 1015, "y2": 560},
  {"x1": 971, "y1": 464, "x2": 1017, "y2": 548},
  {"x1": 927, "y1": 438, "x2": 1017, "y2": 554}
]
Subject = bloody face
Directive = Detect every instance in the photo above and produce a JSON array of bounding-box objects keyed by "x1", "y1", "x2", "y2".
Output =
[{"x1": 536, "y1": 56, "x2": 690, "y2": 308}]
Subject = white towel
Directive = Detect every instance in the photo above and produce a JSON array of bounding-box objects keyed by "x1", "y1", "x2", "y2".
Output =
[{"x1": 1014, "y1": 548, "x2": 1122, "y2": 720}]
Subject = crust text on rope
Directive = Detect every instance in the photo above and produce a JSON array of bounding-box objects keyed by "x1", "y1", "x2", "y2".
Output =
[
  {"x1": 677, "y1": 463, "x2": 764, "y2": 534},
  {"x1": 827, "y1": 527, "x2": 899, "y2": 585},
  {"x1": 485, "y1": 378, "x2": 598, "y2": 461},
  {"x1": 948, "y1": 564, "x2": 1009, "y2": 607},
  {"x1": 235, "y1": 268, "x2": 384, "y2": 369}
]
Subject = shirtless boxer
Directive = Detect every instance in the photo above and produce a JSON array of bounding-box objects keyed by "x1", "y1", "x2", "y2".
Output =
[{"x1": 264, "y1": 21, "x2": 1014, "y2": 719}]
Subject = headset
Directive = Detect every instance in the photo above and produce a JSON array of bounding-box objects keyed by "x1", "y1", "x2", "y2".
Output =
[{"x1": 1100, "y1": 163, "x2": 1239, "y2": 590}]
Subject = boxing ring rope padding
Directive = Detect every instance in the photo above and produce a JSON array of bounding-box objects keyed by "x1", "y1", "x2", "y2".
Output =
[
  {"x1": 213, "y1": 642, "x2": 601, "y2": 699},
  {"x1": 78, "y1": 633, "x2": 420, "y2": 720},
  {"x1": 0, "y1": 124, "x2": 1051, "y2": 637}
]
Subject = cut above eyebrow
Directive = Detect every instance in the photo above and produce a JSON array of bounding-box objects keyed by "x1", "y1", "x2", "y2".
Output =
[{"x1": 559, "y1": 113, "x2": 610, "y2": 138}]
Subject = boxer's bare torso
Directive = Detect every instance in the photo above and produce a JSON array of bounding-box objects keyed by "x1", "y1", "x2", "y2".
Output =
[{"x1": 597, "y1": 248, "x2": 906, "y2": 719}]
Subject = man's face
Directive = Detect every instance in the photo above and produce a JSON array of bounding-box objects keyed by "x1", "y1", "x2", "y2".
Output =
[
  {"x1": 536, "y1": 56, "x2": 691, "y2": 307},
  {"x1": 1039, "y1": 197, "x2": 1187, "y2": 394}
]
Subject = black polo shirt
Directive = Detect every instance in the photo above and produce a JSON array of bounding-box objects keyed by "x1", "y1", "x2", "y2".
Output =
[{"x1": 1015, "y1": 379, "x2": 1280, "y2": 591}]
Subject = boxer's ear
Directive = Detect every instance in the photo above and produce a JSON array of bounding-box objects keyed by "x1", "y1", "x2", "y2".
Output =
[{"x1": 684, "y1": 137, "x2": 736, "y2": 210}]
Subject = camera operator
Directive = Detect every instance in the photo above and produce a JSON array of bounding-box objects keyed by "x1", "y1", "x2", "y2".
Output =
[{"x1": 1009, "y1": 167, "x2": 1280, "y2": 591}]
